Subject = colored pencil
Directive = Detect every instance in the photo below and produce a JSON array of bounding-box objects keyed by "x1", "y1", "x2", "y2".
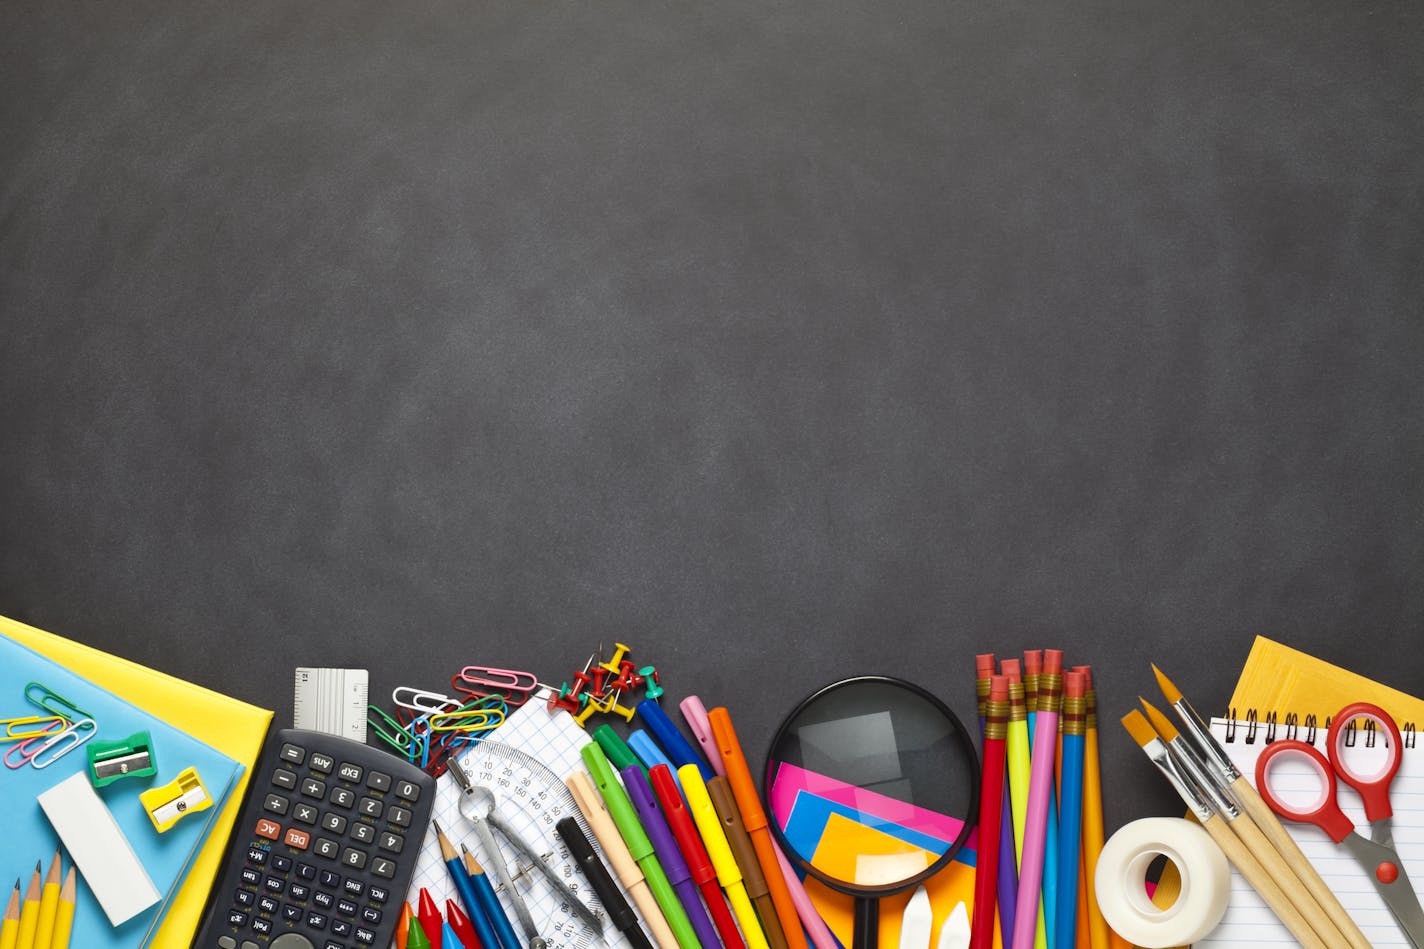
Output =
[
  {"x1": 1, "y1": 881, "x2": 19, "y2": 949},
  {"x1": 1054, "y1": 673, "x2": 1087, "y2": 945},
  {"x1": 32, "y1": 850, "x2": 59, "y2": 949},
  {"x1": 975, "y1": 654, "x2": 1014, "y2": 949},
  {"x1": 47, "y1": 870, "x2": 73, "y2": 949},
  {"x1": 462, "y1": 846, "x2": 525, "y2": 949},
  {"x1": 1020, "y1": 653, "x2": 1048, "y2": 949},
  {"x1": 434, "y1": 823, "x2": 502, "y2": 949},
  {"x1": 15, "y1": 865, "x2": 39, "y2": 949},
  {"x1": 1012, "y1": 650, "x2": 1062, "y2": 949},
  {"x1": 1073, "y1": 667, "x2": 1108, "y2": 949},
  {"x1": 970, "y1": 676, "x2": 1009, "y2": 949}
]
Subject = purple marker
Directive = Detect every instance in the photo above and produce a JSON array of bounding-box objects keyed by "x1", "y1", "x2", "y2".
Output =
[{"x1": 621, "y1": 764, "x2": 723, "y2": 949}]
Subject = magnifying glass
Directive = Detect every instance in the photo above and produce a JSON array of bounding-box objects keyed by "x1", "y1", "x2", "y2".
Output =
[{"x1": 765, "y1": 676, "x2": 980, "y2": 949}]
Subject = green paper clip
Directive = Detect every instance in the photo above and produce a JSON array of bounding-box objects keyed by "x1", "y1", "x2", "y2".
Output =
[
  {"x1": 88, "y1": 730, "x2": 158, "y2": 787},
  {"x1": 25, "y1": 682, "x2": 93, "y2": 723},
  {"x1": 367, "y1": 704, "x2": 417, "y2": 753}
]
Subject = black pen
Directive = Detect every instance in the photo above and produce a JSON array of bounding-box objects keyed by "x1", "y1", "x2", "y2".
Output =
[{"x1": 556, "y1": 816, "x2": 655, "y2": 949}]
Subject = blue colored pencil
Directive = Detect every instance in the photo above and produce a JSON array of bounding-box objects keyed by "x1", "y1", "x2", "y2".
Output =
[{"x1": 1054, "y1": 674, "x2": 1088, "y2": 947}]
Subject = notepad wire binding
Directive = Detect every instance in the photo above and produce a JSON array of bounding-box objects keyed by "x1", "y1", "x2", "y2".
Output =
[{"x1": 1222, "y1": 707, "x2": 1418, "y2": 748}]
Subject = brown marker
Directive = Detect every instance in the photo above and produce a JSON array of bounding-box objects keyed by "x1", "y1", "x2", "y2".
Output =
[{"x1": 708, "y1": 776, "x2": 789, "y2": 949}]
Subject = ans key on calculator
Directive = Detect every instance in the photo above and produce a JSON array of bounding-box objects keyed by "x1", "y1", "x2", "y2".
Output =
[{"x1": 194, "y1": 728, "x2": 436, "y2": 949}]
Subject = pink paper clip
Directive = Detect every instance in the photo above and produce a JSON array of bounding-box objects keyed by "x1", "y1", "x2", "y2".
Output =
[
  {"x1": 4, "y1": 718, "x2": 96, "y2": 769},
  {"x1": 453, "y1": 666, "x2": 539, "y2": 695}
]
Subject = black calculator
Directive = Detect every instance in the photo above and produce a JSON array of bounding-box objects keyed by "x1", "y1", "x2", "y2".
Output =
[{"x1": 193, "y1": 727, "x2": 436, "y2": 949}]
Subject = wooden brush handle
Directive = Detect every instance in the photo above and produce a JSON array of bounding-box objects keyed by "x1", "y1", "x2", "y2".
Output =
[
  {"x1": 1231, "y1": 775, "x2": 1371, "y2": 949},
  {"x1": 1229, "y1": 813, "x2": 1351, "y2": 948},
  {"x1": 1200, "y1": 814, "x2": 1331, "y2": 949}
]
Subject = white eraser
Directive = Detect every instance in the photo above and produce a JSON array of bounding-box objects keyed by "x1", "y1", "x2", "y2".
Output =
[{"x1": 37, "y1": 771, "x2": 161, "y2": 926}]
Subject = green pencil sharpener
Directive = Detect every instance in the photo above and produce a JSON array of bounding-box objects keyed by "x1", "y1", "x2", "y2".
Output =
[{"x1": 88, "y1": 730, "x2": 158, "y2": 787}]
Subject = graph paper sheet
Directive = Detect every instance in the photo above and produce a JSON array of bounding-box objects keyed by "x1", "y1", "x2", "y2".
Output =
[{"x1": 405, "y1": 701, "x2": 638, "y2": 949}]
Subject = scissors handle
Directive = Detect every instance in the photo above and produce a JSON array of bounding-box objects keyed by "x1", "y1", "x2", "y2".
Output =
[
  {"x1": 1328, "y1": 702, "x2": 1402, "y2": 823},
  {"x1": 1256, "y1": 739, "x2": 1354, "y2": 844}
]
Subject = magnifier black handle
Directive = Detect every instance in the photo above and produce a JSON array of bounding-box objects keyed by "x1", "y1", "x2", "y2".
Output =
[{"x1": 853, "y1": 895, "x2": 880, "y2": 949}]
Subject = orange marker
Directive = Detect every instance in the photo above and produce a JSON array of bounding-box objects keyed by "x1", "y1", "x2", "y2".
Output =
[
  {"x1": 708, "y1": 707, "x2": 807, "y2": 949},
  {"x1": 397, "y1": 902, "x2": 415, "y2": 949}
]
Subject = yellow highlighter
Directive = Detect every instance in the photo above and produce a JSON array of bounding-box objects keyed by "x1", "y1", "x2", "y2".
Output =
[
  {"x1": 678, "y1": 764, "x2": 771, "y2": 949},
  {"x1": 33, "y1": 850, "x2": 61, "y2": 949}
]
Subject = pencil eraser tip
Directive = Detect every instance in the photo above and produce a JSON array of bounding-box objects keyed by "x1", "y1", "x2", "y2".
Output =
[{"x1": 975, "y1": 654, "x2": 996, "y2": 676}]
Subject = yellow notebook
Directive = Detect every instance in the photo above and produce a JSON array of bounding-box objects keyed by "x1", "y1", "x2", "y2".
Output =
[
  {"x1": 1228, "y1": 635, "x2": 1424, "y2": 724},
  {"x1": 0, "y1": 615, "x2": 272, "y2": 949}
]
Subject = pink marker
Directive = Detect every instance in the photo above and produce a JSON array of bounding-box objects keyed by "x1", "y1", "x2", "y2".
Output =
[
  {"x1": 1012, "y1": 649, "x2": 1065, "y2": 949},
  {"x1": 679, "y1": 696, "x2": 726, "y2": 776}
]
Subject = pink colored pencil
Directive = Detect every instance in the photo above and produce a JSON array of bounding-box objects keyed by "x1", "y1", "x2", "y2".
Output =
[{"x1": 1011, "y1": 649, "x2": 1064, "y2": 949}]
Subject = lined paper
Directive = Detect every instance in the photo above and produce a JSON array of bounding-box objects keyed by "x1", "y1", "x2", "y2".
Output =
[{"x1": 1197, "y1": 718, "x2": 1423, "y2": 947}]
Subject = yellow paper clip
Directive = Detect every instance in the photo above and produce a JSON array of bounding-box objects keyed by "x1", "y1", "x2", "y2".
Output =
[
  {"x1": 429, "y1": 707, "x2": 505, "y2": 733},
  {"x1": 140, "y1": 766, "x2": 213, "y2": 832},
  {"x1": 25, "y1": 682, "x2": 93, "y2": 723},
  {"x1": 1, "y1": 715, "x2": 67, "y2": 741}
]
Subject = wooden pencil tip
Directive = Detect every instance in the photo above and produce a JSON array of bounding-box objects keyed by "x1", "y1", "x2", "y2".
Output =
[
  {"x1": 60, "y1": 867, "x2": 76, "y2": 900},
  {"x1": 1152, "y1": 663, "x2": 1183, "y2": 704}
]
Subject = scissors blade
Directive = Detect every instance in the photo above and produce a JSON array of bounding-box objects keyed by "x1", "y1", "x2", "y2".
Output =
[{"x1": 1342, "y1": 831, "x2": 1424, "y2": 949}]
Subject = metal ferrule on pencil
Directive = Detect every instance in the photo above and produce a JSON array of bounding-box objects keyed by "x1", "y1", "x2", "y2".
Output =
[
  {"x1": 1171, "y1": 696, "x2": 1243, "y2": 785},
  {"x1": 1140, "y1": 736, "x2": 1214, "y2": 822}
]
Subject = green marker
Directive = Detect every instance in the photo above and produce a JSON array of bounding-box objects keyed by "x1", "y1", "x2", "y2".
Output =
[
  {"x1": 407, "y1": 912, "x2": 433, "y2": 949},
  {"x1": 593, "y1": 724, "x2": 644, "y2": 774},
  {"x1": 581, "y1": 742, "x2": 701, "y2": 949}
]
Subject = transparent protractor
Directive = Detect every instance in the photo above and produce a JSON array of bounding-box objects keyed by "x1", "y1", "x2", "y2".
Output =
[{"x1": 459, "y1": 740, "x2": 611, "y2": 949}]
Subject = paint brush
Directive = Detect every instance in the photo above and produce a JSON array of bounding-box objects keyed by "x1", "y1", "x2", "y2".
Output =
[
  {"x1": 1122, "y1": 709, "x2": 1330, "y2": 949},
  {"x1": 1151, "y1": 664, "x2": 1371, "y2": 949}
]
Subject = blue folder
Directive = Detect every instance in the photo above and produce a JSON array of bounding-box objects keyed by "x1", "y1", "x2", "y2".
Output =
[{"x1": 0, "y1": 630, "x2": 243, "y2": 948}]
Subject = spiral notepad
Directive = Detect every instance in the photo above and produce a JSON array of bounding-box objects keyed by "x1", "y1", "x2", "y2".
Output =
[{"x1": 1197, "y1": 712, "x2": 1423, "y2": 947}]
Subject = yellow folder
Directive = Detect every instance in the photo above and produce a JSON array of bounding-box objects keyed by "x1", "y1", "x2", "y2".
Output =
[
  {"x1": 0, "y1": 614, "x2": 272, "y2": 949},
  {"x1": 1228, "y1": 635, "x2": 1424, "y2": 725}
]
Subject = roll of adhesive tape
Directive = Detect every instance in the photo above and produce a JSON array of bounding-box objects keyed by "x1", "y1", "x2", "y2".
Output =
[{"x1": 1095, "y1": 817, "x2": 1231, "y2": 948}]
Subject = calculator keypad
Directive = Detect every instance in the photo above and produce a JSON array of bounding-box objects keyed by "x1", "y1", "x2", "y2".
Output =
[{"x1": 197, "y1": 729, "x2": 434, "y2": 949}]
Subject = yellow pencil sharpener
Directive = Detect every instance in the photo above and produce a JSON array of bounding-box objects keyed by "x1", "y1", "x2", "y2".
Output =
[{"x1": 139, "y1": 766, "x2": 213, "y2": 833}]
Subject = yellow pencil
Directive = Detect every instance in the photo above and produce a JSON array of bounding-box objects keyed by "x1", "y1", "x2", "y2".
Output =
[
  {"x1": 47, "y1": 872, "x2": 74, "y2": 949},
  {"x1": 33, "y1": 850, "x2": 60, "y2": 949},
  {"x1": 1, "y1": 880, "x2": 21, "y2": 949},
  {"x1": 15, "y1": 865, "x2": 39, "y2": 949}
]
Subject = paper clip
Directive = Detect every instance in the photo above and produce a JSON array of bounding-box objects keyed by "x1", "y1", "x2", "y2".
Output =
[
  {"x1": 367, "y1": 705, "x2": 417, "y2": 754},
  {"x1": 1, "y1": 715, "x2": 67, "y2": 742},
  {"x1": 429, "y1": 706, "x2": 505, "y2": 733},
  {"x1": 5, "y1": 718, "x2": 97, "y2": 769},
  {"x1": 392, "y1": 686, "x2": 462, "y2": 716},
  {"x1": 25, "y1": 682, "x2": 92, "y2": 723},
  {"x1": 455, "y1": 666, "x2": 539, "y2": 694}
]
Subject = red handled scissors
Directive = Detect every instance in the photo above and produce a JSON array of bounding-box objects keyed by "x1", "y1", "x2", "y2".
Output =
[{"x1": 1257, "y1": 702, "x2": 1424, "y2": 948}]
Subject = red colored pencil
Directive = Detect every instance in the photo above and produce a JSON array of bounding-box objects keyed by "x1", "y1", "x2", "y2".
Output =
[{"x1": 971, "y1": 675, "x2": 1010, "y2": 949}]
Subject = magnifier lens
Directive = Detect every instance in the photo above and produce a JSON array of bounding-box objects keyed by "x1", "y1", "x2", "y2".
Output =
[{"x1": 765, "y1": 677, "x2": 978, "y2": 948}]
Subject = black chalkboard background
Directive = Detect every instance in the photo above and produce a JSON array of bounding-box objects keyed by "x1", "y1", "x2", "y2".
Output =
[{"x1": 2, "y1": 0, "x2": 1422, "y2": 836}]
